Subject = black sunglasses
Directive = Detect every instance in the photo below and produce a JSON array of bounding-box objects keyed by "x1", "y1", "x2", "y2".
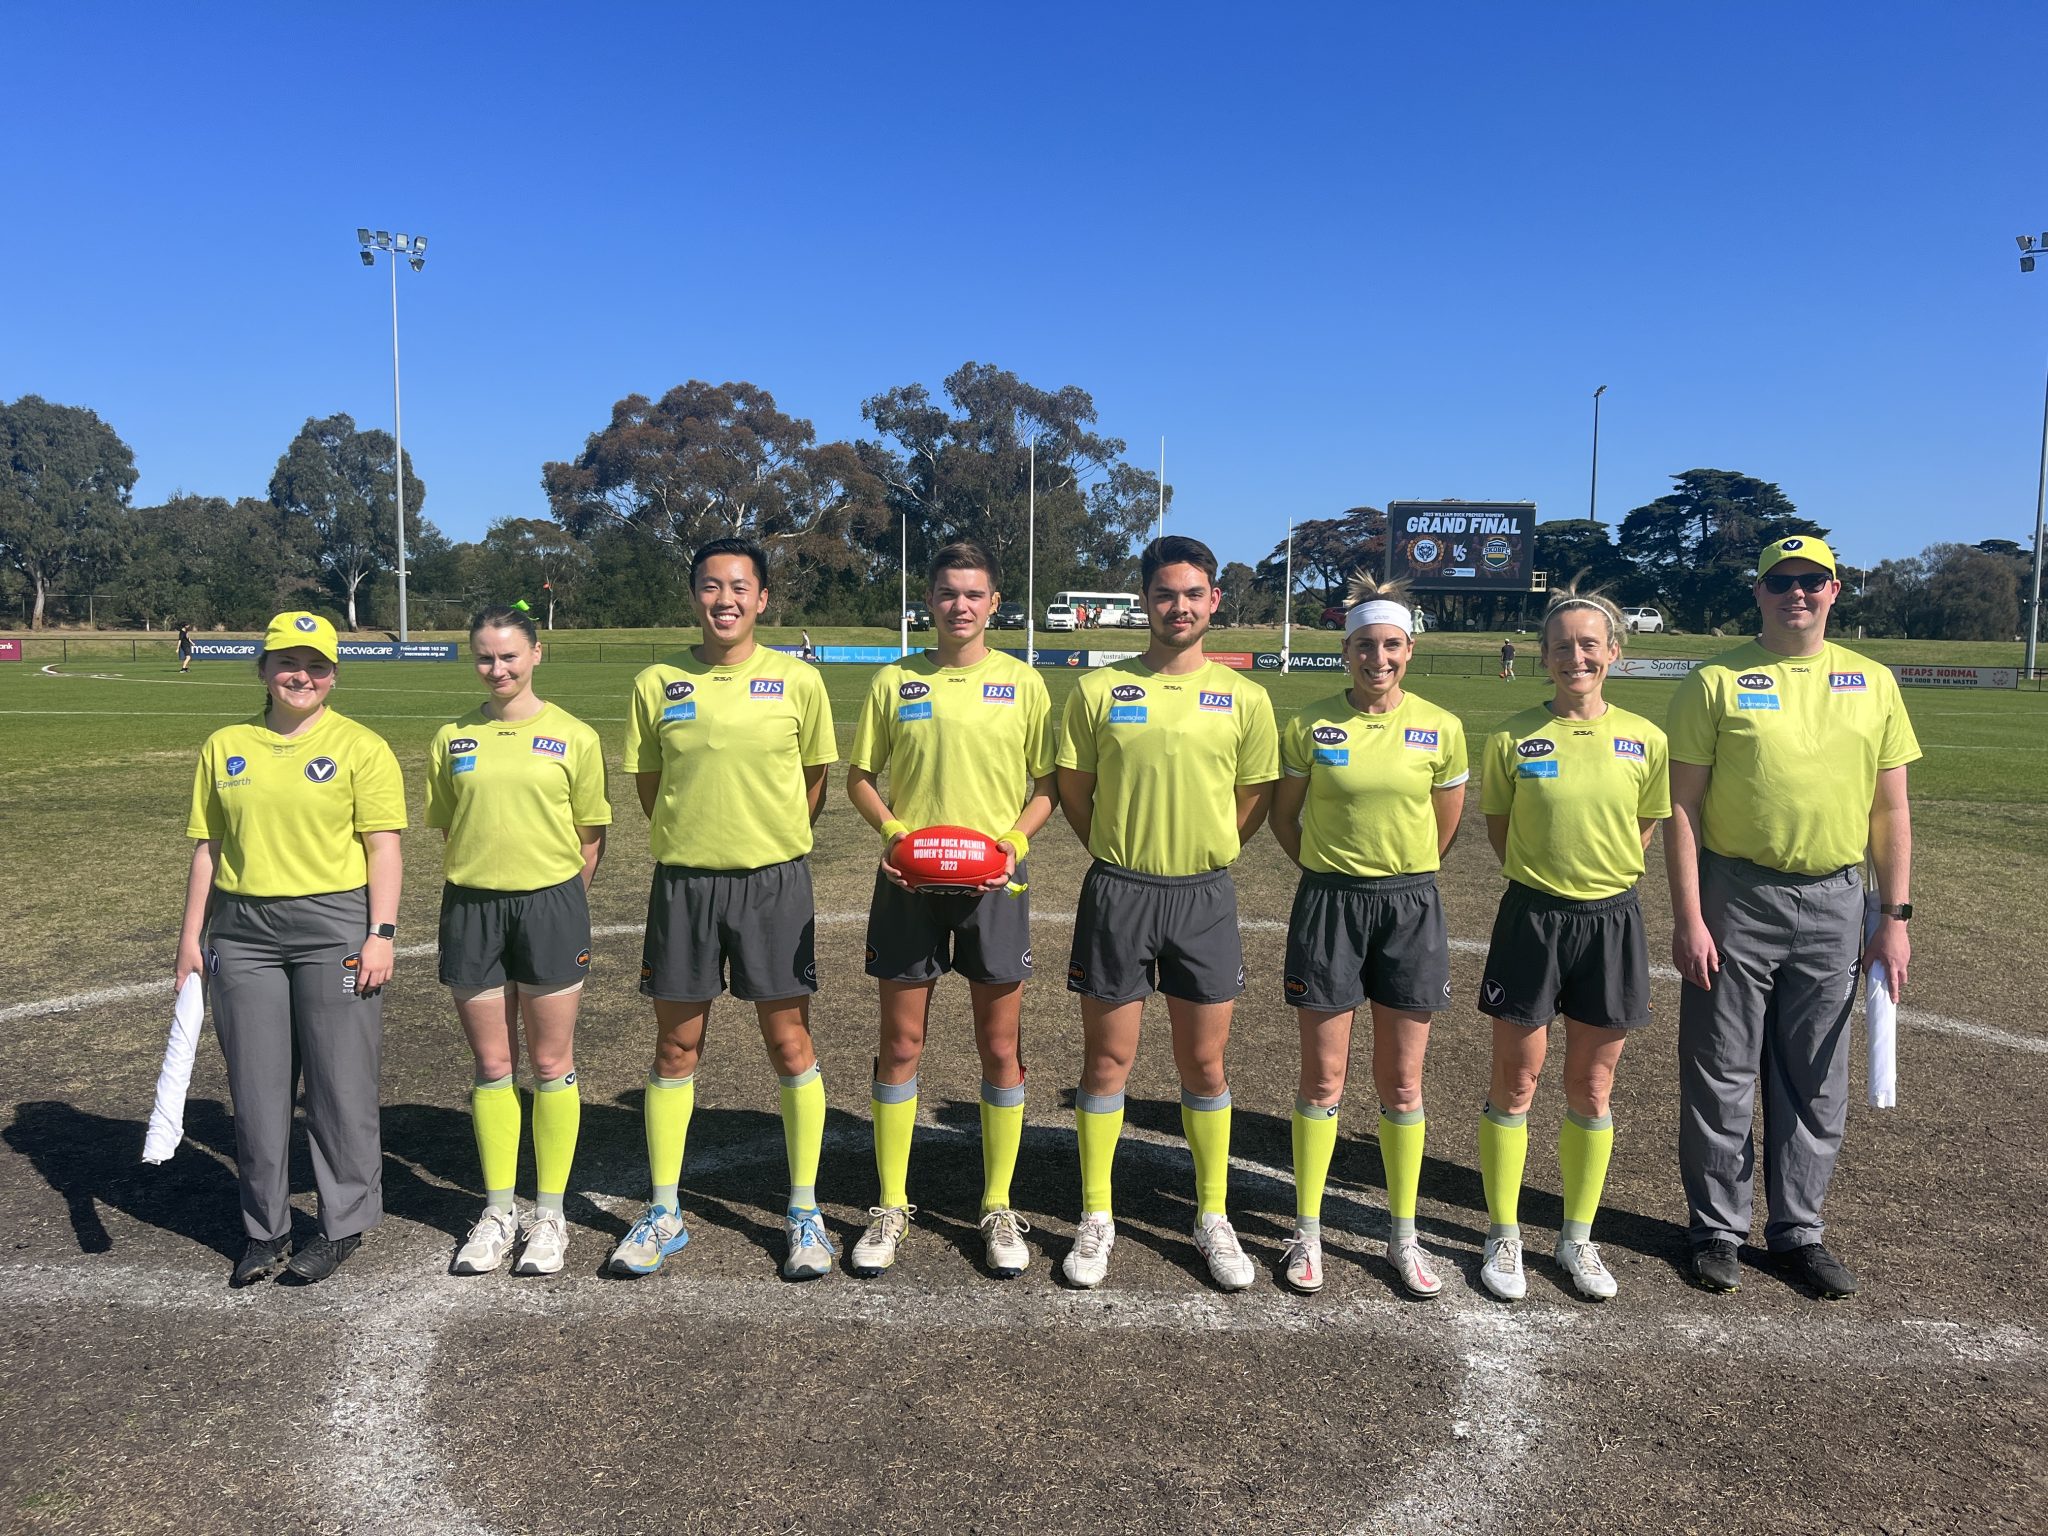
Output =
[{"x1": 1761, "y1": 572, "x2": 1832, "y2": 595}]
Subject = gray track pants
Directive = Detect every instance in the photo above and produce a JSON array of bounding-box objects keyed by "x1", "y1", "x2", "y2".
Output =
[
  {"x1": 207, "y1": 890, "x2": 384, "y2": 1243},
  {"x1": 1678, "y1": 852, "x2": 1862, "y2": 1252}
]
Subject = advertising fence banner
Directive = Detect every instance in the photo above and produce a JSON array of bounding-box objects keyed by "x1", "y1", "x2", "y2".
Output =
[
  {"x1": 0, "y1": 638, "x2": 21, "y2": 661},
  {"x1": 1255, "y1": 652, "x2": 1346, "y2": 671},
  {"x1": 188, "y1": 639, "x2": 459, "y2": 661},
  {"x1": 1891, "y1": 665, "x2": 2017, "y2": 690},
  {"x1": 1609, "y1": 658, "x2": 1705, "y2": 680}
]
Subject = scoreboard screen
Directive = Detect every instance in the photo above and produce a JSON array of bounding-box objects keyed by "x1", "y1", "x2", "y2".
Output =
[{"x1": 1385, "y1": 501, "x2": 1536, "y2": 591}]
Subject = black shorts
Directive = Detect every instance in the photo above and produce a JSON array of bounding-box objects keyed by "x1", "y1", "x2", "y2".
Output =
[
  {"x1": 864, "y1": 864, "x2": 1033, "y2": 985},
  {"x1": 438, "y1": 877, "x2": 593, "y2": 988},
  {"x1": 1282, "y1": 870, "x2": 1451, "y2": 1014},
  {"x1": 1477, "y1": 881, "x2": 1651, "y2": 1031},
  {"x1": 1066, "y1": 862, "x2": 1244, "y2": 1005},
  {"x1": 640, "y1": 858, "x2": 817, "y2": 1003}
]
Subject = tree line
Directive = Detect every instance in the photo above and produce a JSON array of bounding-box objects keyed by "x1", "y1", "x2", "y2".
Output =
[{"x1": 1, "y1": 389, "x2": 2032, "y2": 639}]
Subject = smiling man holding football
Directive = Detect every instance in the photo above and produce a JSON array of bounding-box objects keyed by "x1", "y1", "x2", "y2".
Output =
[
  {"x1": 613, "y1": 538, "x2": 840, "y2": 1283},
  {"x1": 1666, "y1": 535, "x2": 1918, "y2": 1300},
  {"x1": 1055, "y1": 535, "x2": 1279, "y2": 1291},
  {"x1": 845, "y1": 540, "x2": 1057, "y2": 1279}
]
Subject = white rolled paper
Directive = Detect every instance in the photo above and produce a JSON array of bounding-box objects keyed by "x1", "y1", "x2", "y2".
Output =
[
  {"x1": 143, "y1": 973, "x2": 205, "y2": 1163},
  {"x1": 1863, "y1": 891, "x2": 1897, "y2": 1110}
]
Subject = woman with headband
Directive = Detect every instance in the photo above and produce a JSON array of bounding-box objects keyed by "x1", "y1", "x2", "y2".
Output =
[
  {"x1": 1270, "y1": 574, "x2": 1467, "y2": 1296},
  {"x1": 1472, "y1": 584, "x2": 1669, "y2": 1301}
]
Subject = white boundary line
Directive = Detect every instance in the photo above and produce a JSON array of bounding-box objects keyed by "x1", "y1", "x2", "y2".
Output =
[{"x1": 11, "y1": 912, "x2": 2039, "y2": 1059}]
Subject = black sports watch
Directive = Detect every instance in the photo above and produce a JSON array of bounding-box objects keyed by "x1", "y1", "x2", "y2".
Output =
[
  {"x1": 1879, "y1": 903, "x2": 1912, "y2": 921},
  {"x1": 368, "y1": 922, "x2": 398, "y2": 940}
]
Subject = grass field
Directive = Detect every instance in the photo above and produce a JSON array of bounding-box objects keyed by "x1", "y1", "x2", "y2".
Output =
[{"x1": 3, "y1": 647, "x2": 2046, "y2": 1533}]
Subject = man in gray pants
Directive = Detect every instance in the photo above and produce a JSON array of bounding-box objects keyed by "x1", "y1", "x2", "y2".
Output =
[{"x1": 1665, "y1": 535, "x2": 1918, "y2": 1298}]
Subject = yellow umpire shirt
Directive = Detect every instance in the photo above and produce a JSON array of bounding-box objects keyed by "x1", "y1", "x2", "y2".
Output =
[
  {"x1": 849, "y1": 649, "x2": 1055, "y2": 835},
  {"x1": 426, "y1": 702, "x2": 612, "y2": 891},
  {"x1": 1281, "y1": 692, "x2": 1468, "y2": 877},
  {"x1": 1480, "y1": 702, "x2": 1671, "y2": 901}
]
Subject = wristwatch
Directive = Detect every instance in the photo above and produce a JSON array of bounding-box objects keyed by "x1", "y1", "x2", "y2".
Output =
[
  {"x1": 1879, "y1": 903, "x2": 1912, "y2": 921},
  {"x1": 368, "y1": 923, "x2": 398, "y2": 940}
]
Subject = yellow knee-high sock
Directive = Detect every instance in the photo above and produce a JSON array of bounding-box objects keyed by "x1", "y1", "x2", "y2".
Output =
[
  {"x1": 979, "y1": 1077, "x2": 1026, "y2": 1215},
  {"x1": 1075, "y1": 1089, "x2": 1124, "y2": 1217},
  {"x1": 1558, "y1": 1109, "x2": 1615, "y2": 1244},
  {"x1": 531, "y1": 1072, "x2": 581, "y2": 1215},
  {"x1": 1478, "y1": 1102, "x2": 1529, "y2": 1240},
  {"x1": 471, "y1": 1075, "x2": 521, "y2": 1212},
  {"x1": 1379, "y1": 1106, "x2": 1427, "y2": 1243},
  {"x1": 1180, "y1": 1087, "x2": 1233, "y2": 1219},
  {"x1": 780, "y1": 1064, "x2": 826, "y2": 1209},
  {"x1": 871, "y1": 1072, "x2": 917, "y2": 1209},
  {"x1": 644, "y1": 1073, "x2": 695, "y2": 1210},
  {"x1": 1291, "y1": 1098, "x2": 1340, "y2": 1228}
]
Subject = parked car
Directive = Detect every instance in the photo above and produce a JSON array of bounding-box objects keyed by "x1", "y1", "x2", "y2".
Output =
[
  {"x1": 1321, "y1": 605, "x2": 1346, "y2": 629},
  {"x1": 1115, "y1": 606, "x2": 1148, "y2": 629},
  {"x1": 992, "y1": 602, "x2": 1026, "y2": 630},
  {"x1": 904, "y1": 603, "x2": 932, "y2": 630},
  {"x1": 1623, "y1": 606, "x2": 1665, "y2": 634},
  {"x1": 1044, "y1": 603, "x2": 1077, "y2": 632}
]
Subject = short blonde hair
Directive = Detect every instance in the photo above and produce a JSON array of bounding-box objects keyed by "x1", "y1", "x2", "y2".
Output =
[{"x1": 1539, "y1": 576, "x2": 1625, "y2": 653}]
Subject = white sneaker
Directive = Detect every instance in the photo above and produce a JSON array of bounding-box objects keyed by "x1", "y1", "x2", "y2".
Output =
[
  {"x1": 1192, "y1": 1212, "x2": 1256, "y2": 1292},
  {"x1": 1556, "y1": 1236, "x2": 1618, "y2": 1301},
  {"x1": 452, "y1": 1206, "x2": 519, "y2": 1275},
  {"x1": 850, "y1": 1205, "x2": 914, "y2": 1277},
  {"x1": 608, "y1": 1204, "x2": 689, "y2": 1276},
  {"x1": 1062, "y1": 1212, "x2": 1117, "y2": 1288},
  {"x1": 1280, "y1": 1229, "x2": 1324, "y2": 1295},
  {"x1": 1387, "y1": 1235, "x2": 1443, "y2": 1297},
  {"x1": 783, "y1": 1206, "x2": 836, "y2": 1281},
  {"x1": 513, "y1": 1208, "x2": 568, "y2": 1276},
  {"x1": 979, "y1": 1208, "x2": 1032, "y2": 1278},
  {"x1": 1480, "y1": 1235, "x2": 1526, "y2": 1301}
]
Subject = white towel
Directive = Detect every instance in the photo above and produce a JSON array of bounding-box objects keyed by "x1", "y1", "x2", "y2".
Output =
[
  {"x1": 142, "y1": 973, "x2": 205, "y2": 1163},
  {"x1": 1864, "y1": 894, "x2": 1897, "y2": 1109}
]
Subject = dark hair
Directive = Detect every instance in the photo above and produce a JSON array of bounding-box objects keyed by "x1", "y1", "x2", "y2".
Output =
[
  {"x1": 1141, "y1": 534, "x2": 1218, "y2": 592},
  {"x1": 470, "y1": 603, "x2": 540, "y2": 645},
  {"x1": 255, "y1": 651, "x2": 337, "y2": 715},
  {"x1": 928, "y1": 540, "x2": 1000, "y2": 590},
  {"x1": 690, "y1": 537, "x2": 769, "y2": 587}
]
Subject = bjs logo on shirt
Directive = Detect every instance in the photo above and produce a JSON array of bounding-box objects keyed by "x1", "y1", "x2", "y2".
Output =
[
  {"x1": 750, "y1": 679, "x2": 785, "y2": 697},
  {"x1": 983, "y1": 684, "x2": 1016, "y2": 703},
  {"x1": 1830, "y1": 672, "x2": 1867, "y2": 692},
  {"x1": 1404, "y1": 729, "x2": 1439, "y2": 750},
  {"x1": 1199, "y1": 691, "x2": 1233, "y2": 712},
  {"x1": 532, "y1": 736, "x2": 568, "y2": 757},
  {"x1": 1613, "y1": 737, "x2": 1646, "y2": 760}
]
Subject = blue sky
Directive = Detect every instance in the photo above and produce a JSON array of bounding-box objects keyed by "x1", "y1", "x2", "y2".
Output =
[{"x1": 5, "y1": 3, "x2": 2043, "y2": 575}]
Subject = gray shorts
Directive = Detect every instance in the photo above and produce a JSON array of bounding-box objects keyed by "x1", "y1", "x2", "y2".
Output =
[
  {"x1": 865, "y1": 864, "x2": 1033, "y2": 985},
  {"x1": 1478, "y1": 881, "x2": 1651, "y2": 1031},
  {"x1": 1067, "y1": 862, "x2": 1244, "y2": 1005},
  {"x1": 1283, "y1": 870, "x2": 1451, "y2": 1014},
  {"x1": 641, "y1": 859, "x2": 817, "y2": 1003},
  {"x1": 438, "y1": 876, "x2": 593, "y2": 989}
]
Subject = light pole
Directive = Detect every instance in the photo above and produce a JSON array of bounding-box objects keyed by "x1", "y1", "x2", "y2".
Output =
[
  {"x1": 1027, "y1": 434, "x2": 1039, "y2": 666},
  {"x1": 900, "y1": 503, "x2": 910, "y2": 659},
  {"x1": 1589, "y1": 384, "x2": 1608, "y2": 523},
  {"x1": 2019, "y1": 235, "x2": 2048, "y2": 679},
  {"x1": 357, "y1": 228, "x2": 427, "y2": 642},
  {"x1": 1157, "y1": 436, "x2": 1166, "y2": 543}
]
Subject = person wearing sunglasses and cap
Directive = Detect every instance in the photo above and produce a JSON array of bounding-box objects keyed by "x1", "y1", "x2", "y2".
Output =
[{"x1": 1665, "y1": 535, "x2": 1919, "y2": 1300}]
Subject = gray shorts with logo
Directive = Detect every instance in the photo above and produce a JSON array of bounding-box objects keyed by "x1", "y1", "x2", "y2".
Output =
[
  {"x1": 438, "y1": 876, "x2": 593, "y2": 989},
  {"x1": 865, "y1": 863, "x2": 1033, "y2": 985},
  {"x1": 1067, "y1": 862, "x2": 1244, "y2": 1005},
  {"x1": 641, "y1": 858, "x2": 817, "y2": 1003},
  {"x1": 1478, "y1": 881, "x2": 1650, "y2": 1030},
  {"x1": 1283, "y1": 870, "x2": 1451, "y2": 1014}
]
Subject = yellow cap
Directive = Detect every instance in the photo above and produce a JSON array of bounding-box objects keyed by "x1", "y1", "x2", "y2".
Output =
[
  {"x1": 262, "y1": 611, "x2": 339, "y2": 662},
  {"x1": 1758, "y1": 535, "x2": 1837, "y2": 577}
]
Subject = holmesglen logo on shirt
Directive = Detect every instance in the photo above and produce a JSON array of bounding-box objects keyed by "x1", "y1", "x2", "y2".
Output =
[
  {"x1": 663, "y1": 703, "x2": 696, "y2": 723},
  {"x1": 750, "y1": 679, "x2": 785, "y2": 697},
  {"x1": 1404, "y1": 729, "x2": 1440, "y2": 750},
  {"x1": 898, "y1": 702, "x2": 933, "y2": 721},
  {"x1": 532, "y1": 736, "x2": 568, "y2": 757}
]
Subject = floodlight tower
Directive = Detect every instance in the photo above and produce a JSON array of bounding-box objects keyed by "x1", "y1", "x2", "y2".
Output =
[
  {"x1": 2019, "y1": 234, "x2": 2047, "y2": 680},
  {"x1": 356, "y1": 227, "x2": 429, "y2": 642}
]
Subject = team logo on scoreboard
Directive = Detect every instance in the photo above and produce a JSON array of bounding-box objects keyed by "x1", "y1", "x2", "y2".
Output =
[
  {"x1": 1482, "y1": 535, "x2": 1513, "y2": 570},
  {"x1": 1407, "y1": 537, "x2": 1442, "y2": 570}
]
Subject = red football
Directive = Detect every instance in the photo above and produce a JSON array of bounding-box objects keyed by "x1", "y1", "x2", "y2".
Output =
[{"x1": 894, "y1": 825, "x2": 1008, "y2": 893}]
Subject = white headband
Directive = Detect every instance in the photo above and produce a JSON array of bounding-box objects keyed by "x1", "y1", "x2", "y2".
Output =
[{"x1": 1346, "y1": 600, "x2": 1413, "y2": 636}]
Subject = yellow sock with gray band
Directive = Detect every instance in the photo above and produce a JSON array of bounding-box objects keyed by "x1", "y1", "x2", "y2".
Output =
[
  {"x1": 1291, "y1": 1097, "x2": 1340, "y2": 1231},
  {"x1": 979, "y1": 1078, "x2": 1026, "y2": 1215},
  {"x1": 645, "y1": 1073, "x2": 695, "y2": 1210},
  {"x1": 1478, "y1": 1102, "x2": 1529, "y2": 1242},
  {"x1": 1558, "y1": 1108, "x2": 1615, "y2": 1244},
  {"x1": 1180, "y1": 1087, "x2": 1233, "y2": 1220},
  {"x1": 1075, "y1": 1089, "x2": 1124, "y2": 1217},
  {"x1": 531, "y1": 1072, "x2": 580, "y2": 1215},
  {"x1": 471, "y1": 1074, "x2": 520, "y2": 1213},
  {"x1": 780, "y1": 1064, "x2": 826, "y2": 1210},
  {"x1": 871, "y1": 1070, "x2": 917, "y2": 1209},
  {"x1": 1379, "y1": 1106, "x2": 1427, "y2": 1243}
]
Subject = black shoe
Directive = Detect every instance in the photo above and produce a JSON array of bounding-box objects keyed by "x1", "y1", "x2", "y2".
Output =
[
  {"x1": 1688, "y1": 1239, "x2": 1742, "y2": 1293},
  {"x1": 1778, "y1": 1242, "x2": 1858, "y2": 1300},
  {"x1": 229, "y1": 1236, "x2": 291, "y2": 1289},
  {"x1": 285, "y1": 1233, "x2": 361, "y2": 1284}
]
